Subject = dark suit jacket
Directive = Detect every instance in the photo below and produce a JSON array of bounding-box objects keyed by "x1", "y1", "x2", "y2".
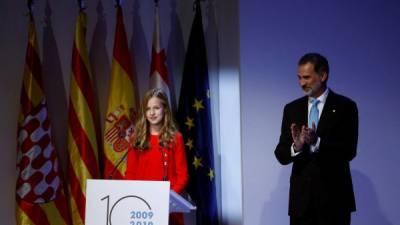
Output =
[{"x1": 274, "y1": 90, "x2": 358, "y2": 217}]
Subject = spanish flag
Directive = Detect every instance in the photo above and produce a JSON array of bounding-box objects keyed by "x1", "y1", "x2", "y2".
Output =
[
  {"x1": 16, "y1": 14, "x2": 71, "y2": 225},
  {"x1": 103, "y1": 4, "x2": 137, "y2": 179},
  {"x1": 67, "y1": 10, "x2": 101, "y2": 225}
]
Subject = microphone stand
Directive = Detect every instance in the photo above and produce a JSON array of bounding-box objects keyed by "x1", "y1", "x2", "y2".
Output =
[{"x1": 107, "y1": 148, "x2": 131, "y2": 179}]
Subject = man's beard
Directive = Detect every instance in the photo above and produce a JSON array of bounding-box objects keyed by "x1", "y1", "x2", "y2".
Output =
[{"x1": 303, "y1": 81, "x2": 322, "y2": 97}]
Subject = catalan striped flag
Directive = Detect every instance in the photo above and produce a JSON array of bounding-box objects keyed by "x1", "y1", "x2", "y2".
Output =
[
  {"x1": 149, "y1": 1, "x2": 172, "y2": 104},
  {"x1": 103, "y1": 4, "x2": 137, "y2": 179},
  {"x1": 67, "y1": 10, "x2": 101, "y2": 225},
  {"x1": 16, "y1": 14, "x2": 71, "y2": 225}
]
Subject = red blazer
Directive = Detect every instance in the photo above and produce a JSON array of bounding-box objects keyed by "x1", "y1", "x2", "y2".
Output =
[{"x1": 125, "y1": 132, "x2": 189, "y2": 194}]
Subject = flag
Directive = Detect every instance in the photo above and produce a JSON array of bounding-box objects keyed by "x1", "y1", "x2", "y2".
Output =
[
  {"x1": 177, "y1": 3, "x2": 219, "y2": 225},
  {"x1": 149, "y1": 2, "x2": 172, "y2": 104},
  {"x1": 67, "y1": 10, "x2": 101, "y2": 225},
  {"x1": 16, "y1": 15, "x2": 71, "y2": 225},
  {"x1": 103, "y1": 5, "x2": 137, "y2": 179}
]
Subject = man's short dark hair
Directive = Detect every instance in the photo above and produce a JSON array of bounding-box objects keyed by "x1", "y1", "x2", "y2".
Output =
[{"x1": 298, "y1": 53, "x2": 329, "y2": 75}]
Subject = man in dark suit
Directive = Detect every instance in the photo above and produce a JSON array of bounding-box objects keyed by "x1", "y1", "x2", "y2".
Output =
[{"x1": 275, "y1": 53, "x2": 358, "y2": 225}]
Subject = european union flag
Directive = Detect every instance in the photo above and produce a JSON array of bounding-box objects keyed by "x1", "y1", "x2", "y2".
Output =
[{"x1": 177, "y1": 2, "x2": 219, "y2": 225}]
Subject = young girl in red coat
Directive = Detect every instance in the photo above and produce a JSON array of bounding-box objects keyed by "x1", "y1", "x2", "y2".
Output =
[{"x1": 125, "y1": 88, "x2": 188, "y2": 225}]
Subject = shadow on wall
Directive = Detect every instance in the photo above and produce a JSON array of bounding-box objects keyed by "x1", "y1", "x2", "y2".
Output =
[
  {"x1": 90, "y1": 0, "x2": 111, "y2": 132},
  {"x1": 167, "y1": 0, "x2": 185, "y2": 108},
  {"x1": 128, "y1": 0, "x2": 141, "y2": 108},
  {"x1": 42, "y1": 0, "x2": 68, "y2": 173},
  {"x1": 260, "y1": 167, "x2": 290, "y2": 225},
  {"x1": 88, "y1": 0, "x2": 108, "y2": 173},
  {"x1": 351, "y1": 169, "x2": 393, "y2": 225},
  {"x1": 130, "y1": 0, "x2": 150, "y2": 99}
]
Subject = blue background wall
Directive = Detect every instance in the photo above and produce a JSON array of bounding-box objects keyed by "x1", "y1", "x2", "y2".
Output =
[{"x1": 241, "y1": 0, "x2": 400, "y2": 224}]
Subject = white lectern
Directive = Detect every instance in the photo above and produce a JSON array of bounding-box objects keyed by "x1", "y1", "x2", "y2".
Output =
[{"x1": 85, "y1": 179, "x2": 195, "y2": 225}]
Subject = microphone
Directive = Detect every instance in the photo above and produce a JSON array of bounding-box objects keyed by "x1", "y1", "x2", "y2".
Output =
[{"x1": 107, "y1": 147, "x2": 131, "y2": 179}]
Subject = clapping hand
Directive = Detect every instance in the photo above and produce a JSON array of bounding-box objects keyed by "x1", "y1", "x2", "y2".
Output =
[
  {"x1": 304, "y1": 123, "x2": 318, "y2": 145},
  {"x1": 290, "y1": 123, "x2": 307, "y2": 152}
]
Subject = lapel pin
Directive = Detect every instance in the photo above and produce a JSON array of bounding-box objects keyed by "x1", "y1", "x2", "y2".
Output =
[{"x1": 332, "y1": 109, "x2": 336, "y2": 113}]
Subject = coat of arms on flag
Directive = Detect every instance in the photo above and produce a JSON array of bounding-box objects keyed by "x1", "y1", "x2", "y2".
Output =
[{"x1": 104, "y1": 105, "x2": 135, "y2": 153}]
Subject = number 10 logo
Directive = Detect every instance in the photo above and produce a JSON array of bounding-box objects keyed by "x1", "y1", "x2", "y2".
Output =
[{"x1": 101, "y1": 195, "x2": 155, "y2": 225}]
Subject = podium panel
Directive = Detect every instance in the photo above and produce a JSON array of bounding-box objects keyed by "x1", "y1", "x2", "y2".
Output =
[{"x1": 85, "y1": 179, "x2": 170, "y2": 225}]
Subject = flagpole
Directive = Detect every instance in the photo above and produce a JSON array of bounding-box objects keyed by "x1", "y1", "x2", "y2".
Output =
[
  {"x1": 27, "y1": 0, "x2": 34, "y2": 19},
  {"x1": 27, "y1": 0, "x2": 34, "y2": 11},
  {"x1": 77, "y1": 0, "x2": 86, "y2": 11},
  {"x1": 193, "y1": 0, "x2": 205, "y2": 12}
]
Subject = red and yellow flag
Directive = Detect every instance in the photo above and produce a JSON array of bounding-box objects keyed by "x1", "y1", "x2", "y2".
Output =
[
  {"x1": 103, "y1": 5, "x2": 137, "y2": 179},
  {"x1": 67, "y1": 11, "x2": 101, "y2": 225},
  {"x1": 16, "y1": 16, "x2": 71, "y2": 225}
]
